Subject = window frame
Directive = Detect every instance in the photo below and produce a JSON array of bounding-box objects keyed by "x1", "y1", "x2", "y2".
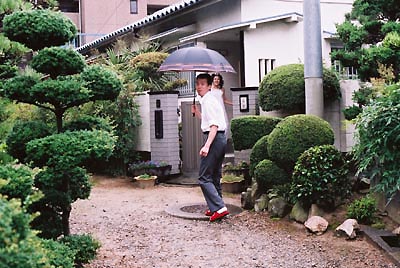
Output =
[{"x1": 130, "y1": 0, "x2": 138, "y2": 14}]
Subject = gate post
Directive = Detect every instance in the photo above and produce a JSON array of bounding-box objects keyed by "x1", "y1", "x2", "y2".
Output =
[{"x1": 148, "y1": 91, "x2": 180, "y2": 175}]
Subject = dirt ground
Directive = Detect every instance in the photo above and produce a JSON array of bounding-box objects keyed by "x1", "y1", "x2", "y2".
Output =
[{"x1": 70, "y1": 176, "x2": 398, "y2": 268}]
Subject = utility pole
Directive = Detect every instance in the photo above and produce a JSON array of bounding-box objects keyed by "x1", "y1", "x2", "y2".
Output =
[{"x1": 303, "y1": 0, "x2": 324, "y2": 118}]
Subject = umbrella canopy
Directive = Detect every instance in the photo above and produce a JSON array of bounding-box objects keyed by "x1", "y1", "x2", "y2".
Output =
[{"x1": 158, "y1": 47, "x2": 236, "y2": 73}]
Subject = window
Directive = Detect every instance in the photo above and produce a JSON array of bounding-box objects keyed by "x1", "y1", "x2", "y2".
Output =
[
  {"x1": 130, "y1": 0, "x2": 138, "y2": 14},
  {"x1": 258, "y1": 58, "x2": 276, "y2": 82}
]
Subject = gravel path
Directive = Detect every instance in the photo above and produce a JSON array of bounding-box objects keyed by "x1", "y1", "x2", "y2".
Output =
[{"x1": 70, "y1": 176, "x2": 397, "y2": 268}]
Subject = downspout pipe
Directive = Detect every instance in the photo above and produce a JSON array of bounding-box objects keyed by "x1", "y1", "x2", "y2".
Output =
[{"x1": 303, "y1": 0, "x2": 324, "y2": 118}]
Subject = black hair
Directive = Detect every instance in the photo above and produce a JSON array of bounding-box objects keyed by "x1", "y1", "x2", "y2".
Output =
[
  {"x1": 196, "y1": 73, "x2": 212, "y2": 85},
  {"x1": 211, "y1": 73, "x2": 224, "y2": 89}
]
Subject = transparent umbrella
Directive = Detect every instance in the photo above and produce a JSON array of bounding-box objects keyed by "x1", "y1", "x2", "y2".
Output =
[{"x1": 158, "y1": 47, "x2": 236, "y2": 115}]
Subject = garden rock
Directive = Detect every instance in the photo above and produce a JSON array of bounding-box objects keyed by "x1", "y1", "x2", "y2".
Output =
[
  {"x1": 251, "y1": 180, "x2": 260, "y2": 203},
  {"x1": 241, "y1": 188, "x2": 254, "y2": 210},
  {"x1": 268, "y1": 197, "x2": 290, "y2": 218},
  {"x1": 305, "y1": 216, "x2": 329, "y2": 235},
  {"x1": 254, "y1": 194, "x2": 268, "y2": 212},
  {"x1": 290, "y1": 202, "x2": 308, "y2": 223},
  {"x1": 308, "y1": 204, "x2": 324, "y2": 218},
  {"x1": 336, "y1": 219, "x2": 359, "y2": 239}
]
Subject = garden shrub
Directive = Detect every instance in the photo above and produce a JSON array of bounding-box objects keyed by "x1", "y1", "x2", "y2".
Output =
[
  {"x1": 81, "y1": 65, "x2": 123, "y2": 101},
  {"x1": 258, "y1": 64, "x2": 341, "y2": 112},
  {"x1": 6, "y1": 120, "x2": 51, "y2": 162},
  {"x1": 3, "y1": 9, "x2": 77, "y2": 51},
  {"x1": 26, "y1": 130, "x2": 116, "y2": 167},
  {"x1": 60, "y1": 234, "x2": 101, "y2": 267},
  {"x1": 249, "y1": 135, "x2": 269, "y2": 177},
  {"x1": 268, "y1": 114, "x2": 334, "y2": 171},
  {"x1": 64, "y1": 115, "x2": 113, "y2": 132},
  {"x1": 26, "y1": 130, "x2": 116, "y2": 238},
  {"x1": 347, "y1": 195, "x2": 377, "y2": 224},
  {"x1": 254, "y1": 159, "x2": 289, "y2": 192},
  {"x1": 41, "y1": 239, "x2": 75, "y2": 268},
  {"x1": 0, "y1": 196, "x2": 50, "y2": 268},
  {"x1": 0, "y1": 164, "x2": 34, "y2": 203},
  {"x1": 290, "y1": 145, "x2": 350, "y2": 208},
  {"x1": 230, "y1": 116, "x2": 281, "y2": 151},
  {"x1": 31, "y1": 47, "x2": 86, "y2": 79},
  {"x1": 353, "y1": 84, "x2": 400, "y2": 197}
]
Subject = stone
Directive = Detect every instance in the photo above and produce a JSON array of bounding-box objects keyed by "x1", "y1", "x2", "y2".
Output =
[
  {"x1": 304, "y1": 216, "x2": 329, "y2": 235},
  {"x1": 290, "y1": 202, "x2": 309, "y2": 223},
  {"x1": 308, "y1": 204, "x2": 324, "y2": 218},
  {"x1": 268, "y1": 197, "x2": 290, "y2": 218},
  {"x1": 392, "y1": 226, "x2": 400, "y2": 236},
  {"x1": 241, "y1": 188, "x2": 254, "y2": 210},
  {"x1": 254, "y1": 194, "x2": 268, "y2": 212},
  {"x1": 335, "y1": 219, "x2": 359, "y2": 239},
  {"x1": 251, "y1": 180, "x2": 260, "y2": 203}
]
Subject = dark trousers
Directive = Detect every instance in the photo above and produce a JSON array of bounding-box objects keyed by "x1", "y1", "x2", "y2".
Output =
[{"x1": 198, "y1": 132, "x2": 227, "y2": 212}]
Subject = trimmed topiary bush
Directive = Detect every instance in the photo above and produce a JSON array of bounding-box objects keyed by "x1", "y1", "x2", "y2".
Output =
[
  {"x1": 6, "y1": 120, "x2": 52, "y2": 162},
  {"x1": 3, "y1": 9, "x2": 77, "y2": 51},
  {"x1": 81, "y1": 65, "x2": 123, "y2": 101},
  {"x1": 0, "y1": 165, "x2": 35, "y2": 203},
  {"x1": 346, "y1": 195, "x2": 377, "y2": 224},
  {"x1": 31, "y1": 47, "x2": 86, "y2": 79},
  {"x1": 249, "y1": 135, "x2": 269, "y2": 177},
  {"x1": 259, "y1": 64, "x2": 341, "y2": 112},
  {"x1": 268, "y1": 114, "x2": 334, "y2": 171},
  {"x1": 60, "y1": 234, "x2": 101, "y2": 267},
  {"x1": 254, "y1": 159, "x2": 289, "y2": 192},
  {"x1": 290, "y1": 145, "x2": 350, "y2": 208},
  {"x1": 230, "y1": 116, "x2": 282, "y2": 151},
  {"x1": 64, "y1": 115, "x2": 113, "y2": 132}
]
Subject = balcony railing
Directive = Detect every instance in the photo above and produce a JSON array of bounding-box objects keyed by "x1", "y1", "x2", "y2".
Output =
[{"x1": 333, "y1": 60, "x2": 359, "y2": 80}]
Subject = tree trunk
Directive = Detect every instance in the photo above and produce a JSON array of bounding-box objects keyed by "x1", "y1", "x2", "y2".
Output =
[
  {"x1": 62, "y1": 204, "x2": 71, "y2": 236},
  {"x1": 55, "y1": 108, "x2": 64, "y2": 133}
]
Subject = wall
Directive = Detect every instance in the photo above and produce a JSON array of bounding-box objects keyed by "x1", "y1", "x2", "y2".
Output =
[
  {"x1": 135, "y1": 93, "x2": 151, "y2": 152},
  {"x1": 244, "y1": 20, "x2": 303, "y2": 87},
  {"x1": 241, "y1": 0, "x2": 353, "y2": 86}
]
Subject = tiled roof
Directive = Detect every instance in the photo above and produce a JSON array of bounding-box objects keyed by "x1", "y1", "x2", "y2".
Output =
[{"x1": 76, "y1": 0, "x2": 205, "y2": 54}]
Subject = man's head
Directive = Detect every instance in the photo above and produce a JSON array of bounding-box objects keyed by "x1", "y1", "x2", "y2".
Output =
[{"x1": 196, "y1": 73, "x2": 212, "y2": 97}]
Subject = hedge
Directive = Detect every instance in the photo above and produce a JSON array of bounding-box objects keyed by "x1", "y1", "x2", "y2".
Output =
[{"x1": 230, "y1": 116, "x2": 281, "y2": 151}]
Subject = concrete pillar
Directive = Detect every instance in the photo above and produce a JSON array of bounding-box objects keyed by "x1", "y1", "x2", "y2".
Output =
[
  {"x1": 149, "y1": 91, "x2": 180, "y2": 175},
  {"x1": 304, "y1": 0, "x2": 324, "y2": 118},
  {"x1": 230, "y1": 87, "x2": 259, "y2": 118}
]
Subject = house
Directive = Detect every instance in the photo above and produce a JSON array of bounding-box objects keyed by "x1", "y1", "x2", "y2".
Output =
[
  {"x1": 76, "y1": 0, "x2": 357, "y2": 174},
  {"x1": 59, "y1": 0, "x2": 178, "y2": 46}
]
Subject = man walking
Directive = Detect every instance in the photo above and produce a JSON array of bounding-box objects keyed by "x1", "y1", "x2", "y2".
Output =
[{"x1": 192, "y1": 73, "x2": 229, "y2": 222}]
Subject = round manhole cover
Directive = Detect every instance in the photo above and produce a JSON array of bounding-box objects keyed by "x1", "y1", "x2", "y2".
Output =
[{"x1": 165, "y1": 202, "x2": 243, "y2": 220}]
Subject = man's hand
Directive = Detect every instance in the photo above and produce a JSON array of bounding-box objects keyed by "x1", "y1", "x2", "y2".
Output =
[{"x1": 199, "y1": 145, "x2": 209, "y2": 157}]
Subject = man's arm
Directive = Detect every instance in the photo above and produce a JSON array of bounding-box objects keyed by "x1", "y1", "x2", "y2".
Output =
[{"x1": 199, "y1": 125, "x2": 218, "y2": 157}]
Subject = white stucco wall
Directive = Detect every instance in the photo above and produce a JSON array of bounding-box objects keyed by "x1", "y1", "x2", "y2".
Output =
[
  {"x1": 241, "y1": 0, "x2": 353, "y2": 86},
  {"x1": 135, "y1": 93, "x2": 151, "y2": 152},
  {"x1": 244, "y1": 20, "x2": 303, "y2": 87}
]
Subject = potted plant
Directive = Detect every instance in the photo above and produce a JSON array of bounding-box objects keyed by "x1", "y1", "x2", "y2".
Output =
[
  {"x1": 221, "y1": 174, "x2": 245, "y2": 194},
  {"x1": 128, "y1": 160, "x2": 171, "y2": 177},
  {"x1": 133, "y1": 173, "x2": 157, "y2": 189},
  {"x1": 223, "y1": 161, "x2": 251, "y2": 187}
]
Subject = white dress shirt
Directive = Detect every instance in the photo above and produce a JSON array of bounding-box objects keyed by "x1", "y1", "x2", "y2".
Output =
[{"x1": 199, "y1": 91, "x2": 227, "y2": 132}]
